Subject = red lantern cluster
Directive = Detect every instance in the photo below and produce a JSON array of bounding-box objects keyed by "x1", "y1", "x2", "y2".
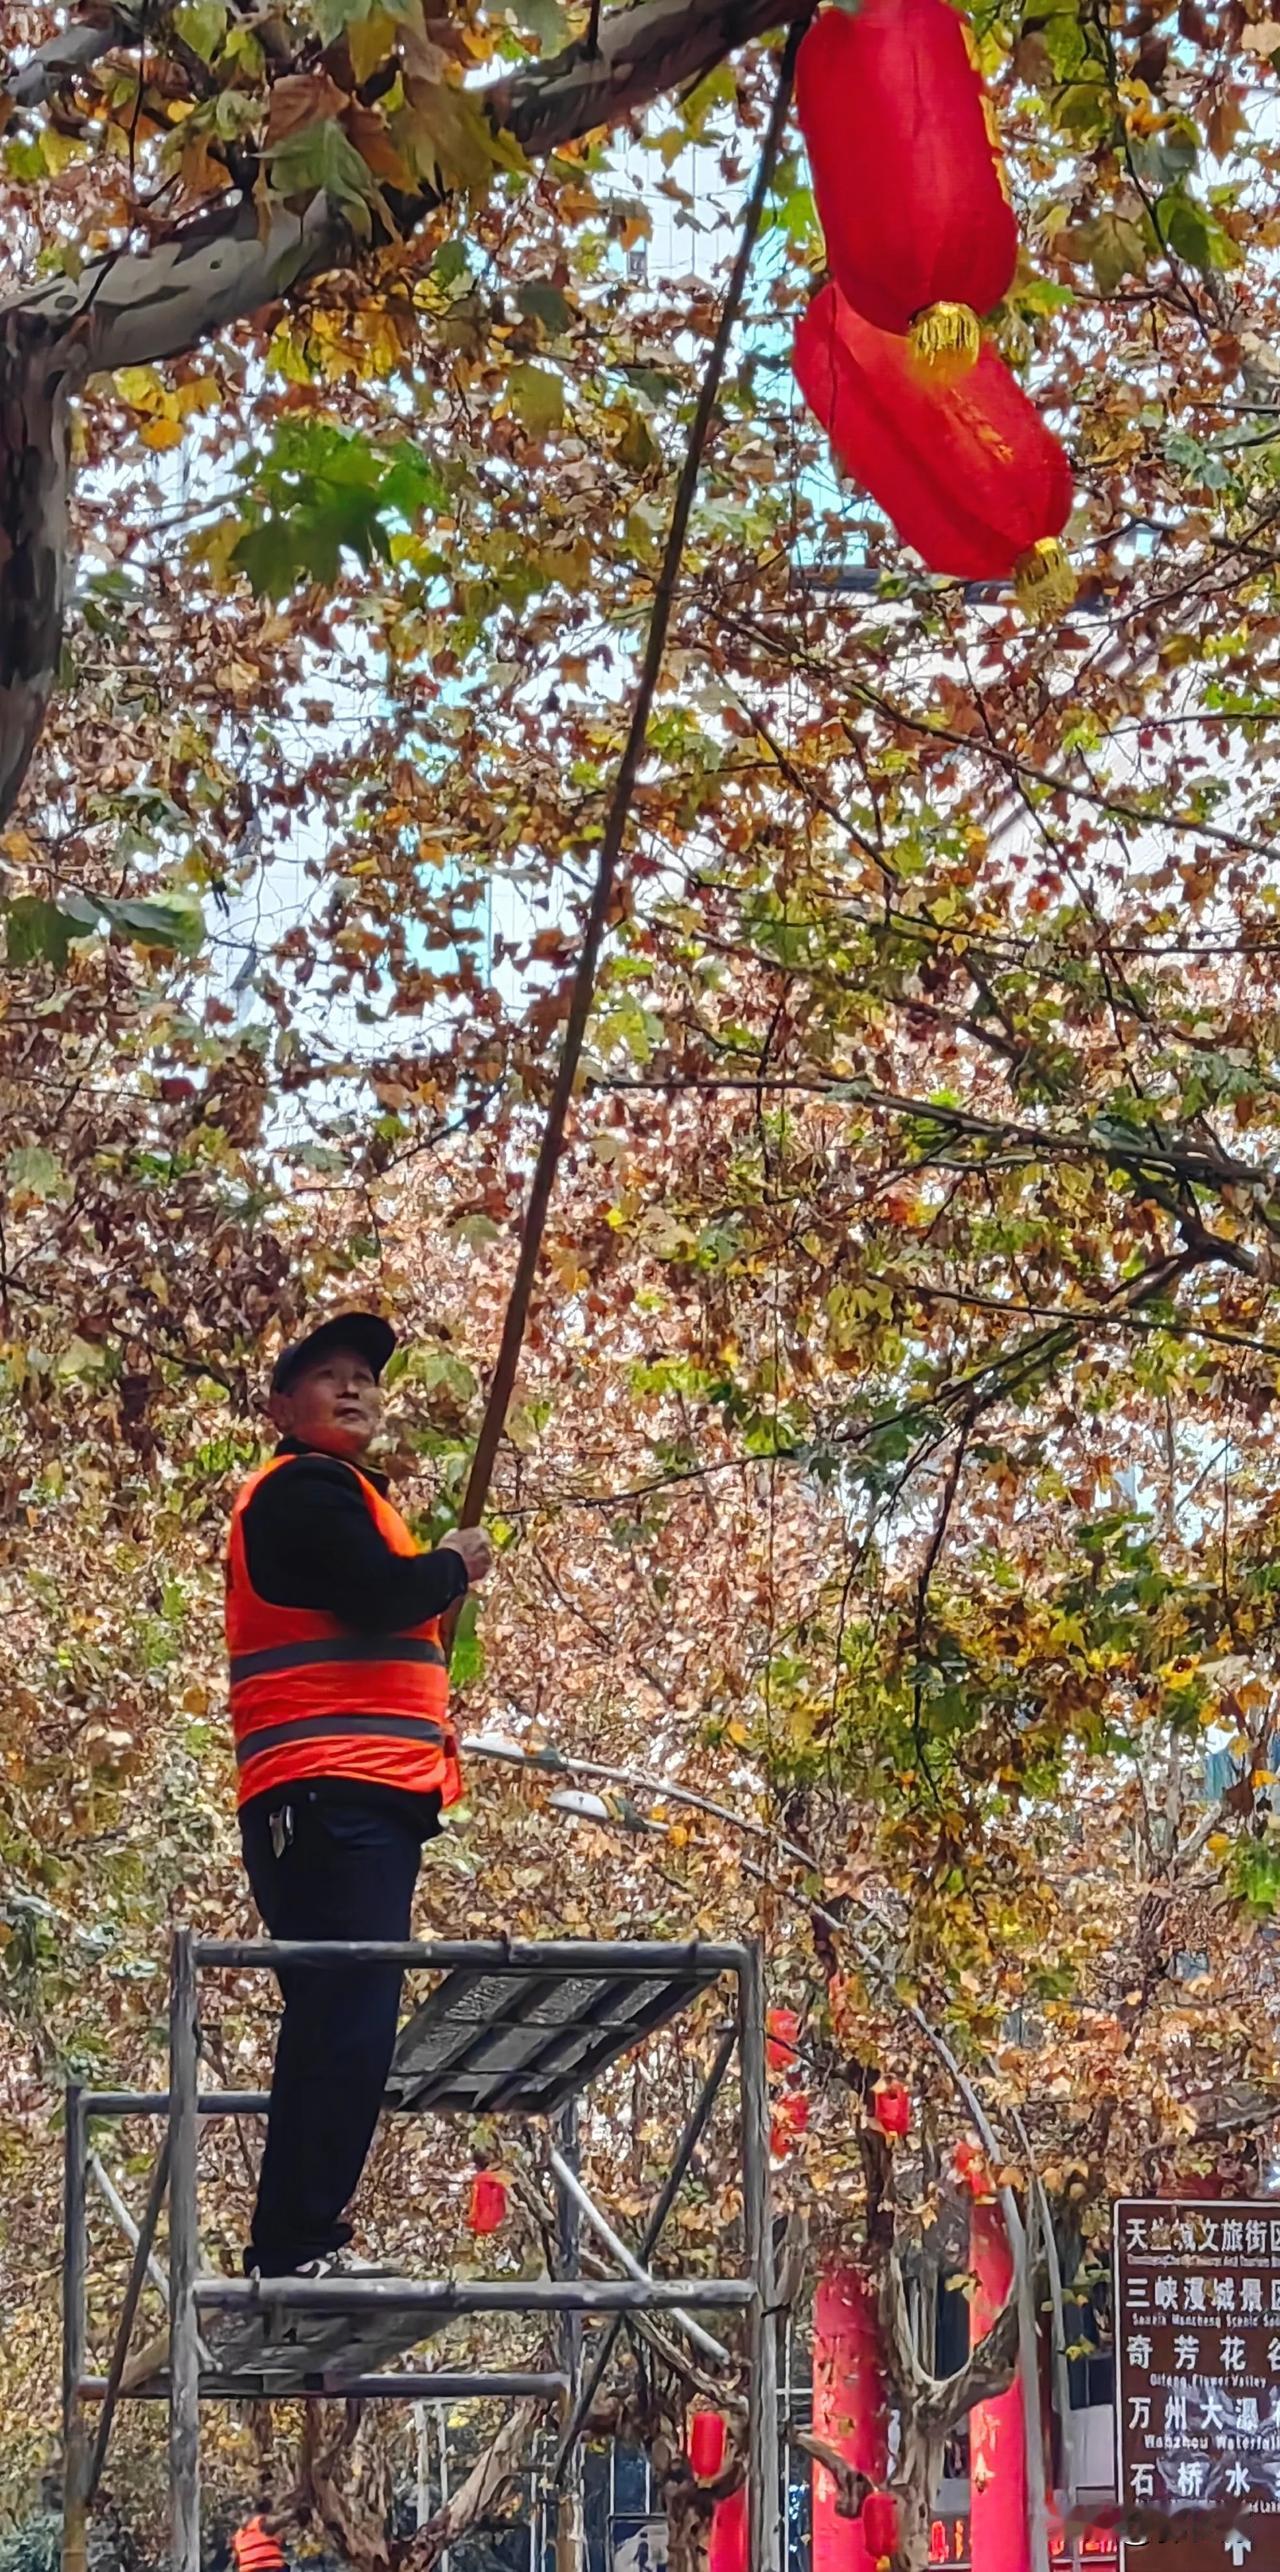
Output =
[
  {"x1": 794, "y1": 2, "x2": 1074, "y2": 616},
  {"x1": 467, "y1": 2169, "x2": 509, "y2": 2236}
]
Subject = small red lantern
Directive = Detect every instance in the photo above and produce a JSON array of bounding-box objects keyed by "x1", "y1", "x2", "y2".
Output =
[
  {"x1": 952, "y1": 2137, "x2": 992, "y2": 2197},
  {"x1": 771, "y1": 2090, "x2": 811, "y2": 2155},
  {"x1": 467, "y1": 2169, "x2": 508, "y2": 2236},
  {"x1": 871, "y1": 2080, "x2": 912, "y2": 2140},
  {"x1": 861, "y1": 2489, "x2": 900, "y2": 2567},
  {"x1": 794, "y1": 283, "x2": 1075, "y2": 618},
  {"x1": 796, "y1": 0, "x2": 1018, "y2": 385},
  {"x1": 689, "y1": 2411, "x2": 728, "y2": 2482},
  {"x1": 766, "y1": 2007, "x2": 800, "y2": 2073}
]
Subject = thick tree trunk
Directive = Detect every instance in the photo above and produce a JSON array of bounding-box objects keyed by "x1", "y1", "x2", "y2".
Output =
[
  {"x1": 890, "y1": 2414, "x2": 947, "y2": 2572},
  {"x1": 0, "y1": 0, "x2": 801, "y2": 824},
  {"x1": 0, "y1": 312, "x2": 73, "y2": 830}
]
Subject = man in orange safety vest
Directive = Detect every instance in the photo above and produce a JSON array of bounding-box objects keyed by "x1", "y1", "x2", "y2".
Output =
[
  {"x1": 231, "y1": 2518, "x2": 286, "y2": 2572},
  {"x1": 226, "y1": 1310, "x2": 491, "y2": 2278}
]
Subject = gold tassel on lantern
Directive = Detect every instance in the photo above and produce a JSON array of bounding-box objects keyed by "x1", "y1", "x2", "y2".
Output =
[
  {"x1": 1014, "y1": 537, "x2": 1077, "y2": 622},
  {"x1": 908, "y1": 300, "x2": 981, "y2": 385}
]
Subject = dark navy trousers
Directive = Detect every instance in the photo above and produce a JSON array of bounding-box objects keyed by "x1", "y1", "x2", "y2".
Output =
[{"x1": 239, "y1": 1789, "x2": 428, "y2": 2275}]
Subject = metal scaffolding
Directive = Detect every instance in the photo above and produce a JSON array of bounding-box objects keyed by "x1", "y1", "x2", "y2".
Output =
[{"x1": 63, "y1": 1932, "x2": 778, "y2": 2572}]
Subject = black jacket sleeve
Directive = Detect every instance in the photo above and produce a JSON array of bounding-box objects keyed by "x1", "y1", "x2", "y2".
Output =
[{"x1": 240, "y1": 1456, "x2": 470, "y2": 1631}]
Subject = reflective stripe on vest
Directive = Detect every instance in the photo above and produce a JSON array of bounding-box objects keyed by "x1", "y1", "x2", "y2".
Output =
[
  {"x1": 229, "y1": 1637, "x2": 446, "y2": 1684},
  {"x1": 225, "y1": 1453, "x2": 463, "y2": 1810}
]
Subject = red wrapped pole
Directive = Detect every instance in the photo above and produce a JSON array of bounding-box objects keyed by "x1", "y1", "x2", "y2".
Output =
[
  {"x1": 709, "y1": 2483, "x2": 748, "y2": 2572},
  {"x1": 793, "y1": 283, "x2": 1075, "y2": 618},
  {"x1": 796, "y1": 0, "x2": 1018, "y2": 384},
  {"x1": 812, "y1": 2265, "x2": 889, "y2": 2572},
  {"x1": 969, "y1": 2198, "x2": 1030, "y2": 2572}
]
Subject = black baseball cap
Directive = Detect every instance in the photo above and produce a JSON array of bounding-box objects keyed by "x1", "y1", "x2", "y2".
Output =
[{"x1": 270, "y1": 1310, "x2": 397, "y2": 1398}]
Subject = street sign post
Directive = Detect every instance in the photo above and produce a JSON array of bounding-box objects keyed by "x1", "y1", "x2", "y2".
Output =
[{"x1": 1114, "y1": 2198, "x2": 1280, "y2": 2570}]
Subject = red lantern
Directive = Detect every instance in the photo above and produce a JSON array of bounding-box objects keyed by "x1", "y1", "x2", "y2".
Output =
[
  {"x1": 860, "y1": 2489, "x2": 900, "y2": 2567},
  {"x1": 871, "y1": 2080, "x2": 912, "y2": 2140},
  {"x1": 952, "y1": 2136, "x2": 993, "y2": 2197},
  {"x1": 796, "y1": 0, "x2": 1018, "y2": 385},
  {"x1": 771, "y1": 2089, "x2": 811, "y2": 2156},
  {"x1": 794, "y1": 283, "x2": 1075, "y2": 618},
  {"x1": 767, "y1": 2007, "x2": 800, "y2": 2073},
  {"x1": 467, "y1": 2169, "x2": 508, "y2": 2236},
  {"x1": 689, "y1": 2411, "x2": 728, "y2": 2482}
]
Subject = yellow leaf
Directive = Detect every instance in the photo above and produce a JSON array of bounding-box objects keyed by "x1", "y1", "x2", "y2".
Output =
[
  {"x1": 348, "y1": 7, "x2": 399, "y2": 83},
  {"x1": 140, "y1": 417, "x2": 185, "y2": 450},
  {"x1": 116, "y1": 364, "x2": 165, "y2": 413}
]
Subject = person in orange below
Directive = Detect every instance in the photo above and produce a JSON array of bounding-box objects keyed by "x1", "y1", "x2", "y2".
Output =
[
  {"x1": 230, "y1": 2517, "x2": 286, "y2": 2572},
  {"x1": 226, "y1": 1311, "x2": 492, "y2": 2279}
]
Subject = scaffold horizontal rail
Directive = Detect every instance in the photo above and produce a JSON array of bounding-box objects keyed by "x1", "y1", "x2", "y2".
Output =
[
  {"x1": 195, "y1": 1937, "x2": 747, "y2": 1973},
  {"x1": 85, "y1": 2368, "x2": 570, "y2": 2403},
  {"x1": 196, "y1": 2274, "x2": 756, "y2": 2317}
]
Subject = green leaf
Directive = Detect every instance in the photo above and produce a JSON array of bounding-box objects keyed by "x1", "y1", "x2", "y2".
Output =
[
  {"x1": 96, "y1": 891, "x2": 206, "y2": 957},
  {"x1": 448, "y1": 1591, "x2": 485, "y2": 1690},
  {"x1": 1159, "y1": 190, "x2": 1241, "y2": 273},
  {"x1": 266, "y1": 118, "x2": 382, "y2": 238},
  {"x1": 434, "y1": 237, "x2": 472, "y2": 287},
  {"x1": 516, "y1": 280, "x2": 573, "y2": 336},
  {"x1": 230, "y1": 420, "x2": 446, "y2": 598},
  {"x1": 2, "y1": 896, "x2": 81, "y2": 969},
  {"x1": 6, "y1": 1147, "x2": 67, "y2": 1201},
  {"x1": 1086, "y1": 212, "x2": 1148, "y2": 295},
  {"x1": 172, "y1": 1, "x2": 228, "y2": 60},
  {"x1": 313, "y1": 0, "x2": 417, "y2": 39},
  {"x1": 508, "y1": 362, "x2": 564, "y2": 435}
]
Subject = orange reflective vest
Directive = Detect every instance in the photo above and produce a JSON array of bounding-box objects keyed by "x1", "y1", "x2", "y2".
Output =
[
  {"x1": 225, "y1": 1454, "x2": 463, "y2": 1810},
  {"x1": 232, "y1": 2520, "x2": 286, "y2": 2572}
]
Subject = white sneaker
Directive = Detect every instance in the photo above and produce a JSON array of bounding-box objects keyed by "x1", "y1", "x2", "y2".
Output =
[
  {"x1": 292, "y1": 2250, "x2": 401, "y2": 2280},
  {"x1": 249, "y1": 2249, "x2": 401, "y2": 2283}
]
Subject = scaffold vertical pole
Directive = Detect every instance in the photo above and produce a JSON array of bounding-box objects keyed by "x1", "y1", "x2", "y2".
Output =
[
  {"x1": 740, "y1": 1941, "x2": 780, "y2": 2572},
  {"x1": 169, "y1": 1928, "x2": 201, "y2": 2572},
  {"x1": 554, "y1": 2097, "x2": 585, "y2": 2572},
  {"x1": 62, "y1": 2082, "x2": 88, "y2": 2572}
]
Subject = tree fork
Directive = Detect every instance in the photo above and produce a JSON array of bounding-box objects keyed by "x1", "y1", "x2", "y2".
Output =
[{"x1": 0, "y1": 0, "x2": 803, "y2": 824}]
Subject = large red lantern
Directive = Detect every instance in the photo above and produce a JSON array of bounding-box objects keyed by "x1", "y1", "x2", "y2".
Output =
[
  {"x1": 796, "y1": 0, "x2": 1018, "y2": 385},
  {"x1": 860, "y1": 2490, "x2": 900, "y2": 2568},
  {"x1": 689, "y1": 2412, "x2": 728, "y2": 2482},
  {"x1": 794, "y1": 283, "x2": 1074, "y2": 618}
]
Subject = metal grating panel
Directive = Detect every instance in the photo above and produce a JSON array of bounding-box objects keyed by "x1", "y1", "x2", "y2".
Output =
[
  {"x1": 387, "y1": 1954, "x2": 723, "y2": 2114},
  {"x1": 122, "y1": 2299, "x2": 447, "y2": 2398}
]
